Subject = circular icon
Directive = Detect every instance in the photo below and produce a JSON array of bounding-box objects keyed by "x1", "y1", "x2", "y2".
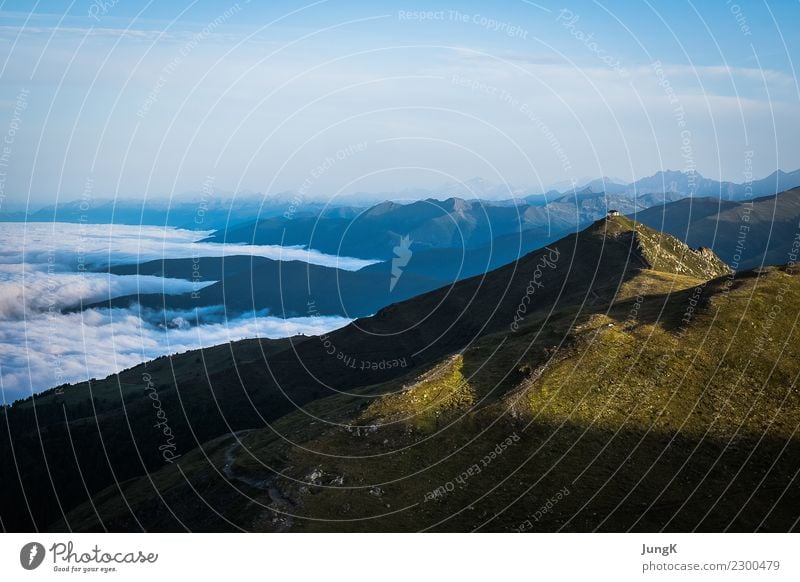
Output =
[{"x1": 19, "y1": 542, "x2": 45, "y2": 570}]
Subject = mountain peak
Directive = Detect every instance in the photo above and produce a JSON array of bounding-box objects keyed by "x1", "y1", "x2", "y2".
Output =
[
  {"x1": 592, "y1": 213, "x2": 730, "y2": 280},
  {"x1": 364, "y1": 200, "x2": 401, "y2": 216}
]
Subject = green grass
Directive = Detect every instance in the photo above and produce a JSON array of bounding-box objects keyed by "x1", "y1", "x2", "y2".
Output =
[
  {"x1": 42, "y1": 224, "x2": 800, "y2": 533},
  {"x1": 262, "y1": 267, "x2": 800, "y2": 531},
  {"x1": 362, "y1": 355, "x2": 475, "y2": 432}
]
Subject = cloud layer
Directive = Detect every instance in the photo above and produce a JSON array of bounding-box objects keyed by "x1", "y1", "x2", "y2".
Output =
[
  {"x1": 0, "y1": 222, "x2": 353, "y2": 402},
  {"x1": 0, "y1": 222, "x2": 377, "y2": 271},
  {"x1": 0, "y1": 306, "x2": 350, "y2": 404}
]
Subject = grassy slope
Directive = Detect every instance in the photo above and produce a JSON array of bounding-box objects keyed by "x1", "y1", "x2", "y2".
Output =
[
  {"x1": 53, "y1": 220, "x2": 797, "y2": 533},
  {"x1": 266, "y1": 268, "x2": 800, "y2": 532},
  {"x1": 635, "y1": 187, "x2": 800, "y2": 269}
]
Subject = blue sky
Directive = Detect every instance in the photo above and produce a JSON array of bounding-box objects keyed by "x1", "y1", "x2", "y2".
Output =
[{"x1": 1, "y1": 0, "x2": 798, "y2": 204}]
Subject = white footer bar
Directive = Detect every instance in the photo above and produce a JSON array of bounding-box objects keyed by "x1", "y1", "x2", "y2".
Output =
[{"x1": 1, "y1": 533, "x2": 795, "y2": 581}]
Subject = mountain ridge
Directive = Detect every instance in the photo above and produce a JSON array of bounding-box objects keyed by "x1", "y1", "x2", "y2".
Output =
[
  {"x1": 10, "y1": 168, "x2": 797, "y2": 229},
  {"x1": 29, "y1": 225, "x2": 800, "y2": 533},
  {"x1": 0, "y1": 214, "x2": 734, "y2": 532},
  {"x1": 634, "y1": 186, "x2": 800, "y2": 269}
]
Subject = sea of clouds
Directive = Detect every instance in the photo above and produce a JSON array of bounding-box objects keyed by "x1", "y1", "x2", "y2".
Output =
[{"x1": 0, "y1": 223, "x2": 355, "y2": 402}]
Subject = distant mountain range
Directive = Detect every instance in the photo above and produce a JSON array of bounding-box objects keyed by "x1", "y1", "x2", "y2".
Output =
[
  {"x1": 203, "y1": 189, "x2": 698, "y2": 261},
  {"x1": 0, "y1": 193, "x2": 365, "y2": 230},
  {"x1": 5, "y1": 168, "x2": 799, "y2": 229},
  {"x1": 77, "y1": 190, "x2": 704, "y2": 319},
  {"x1": 624, "y1": 168, "x2": 800, "y2": 201},
  {"x1": 78, "y1": 185, "x2": 800, "y2": 322},
  {"x1": 204, "y1": 169, "x2": 800, "y2": 258},
  {"x1": 204, "y1": 196, "x2": 566, "y2": 260},
  {"x1": 7, "y1": 215, "x2": 799, "y2": 532}
]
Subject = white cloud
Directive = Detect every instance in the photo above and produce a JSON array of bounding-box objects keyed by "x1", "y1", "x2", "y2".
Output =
[
  {"x1": 0, "y1": 221, "x2": 357, "y2": 401},
  {"x1": 0, "y1": 306, "x2": 349, "y2": 403},
  {"x1": 0, "y1": 222, "x2": 377, "y2": 271},
  {"x1": 0, "y1": 269, "x2": 208, "y2": 320}
]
